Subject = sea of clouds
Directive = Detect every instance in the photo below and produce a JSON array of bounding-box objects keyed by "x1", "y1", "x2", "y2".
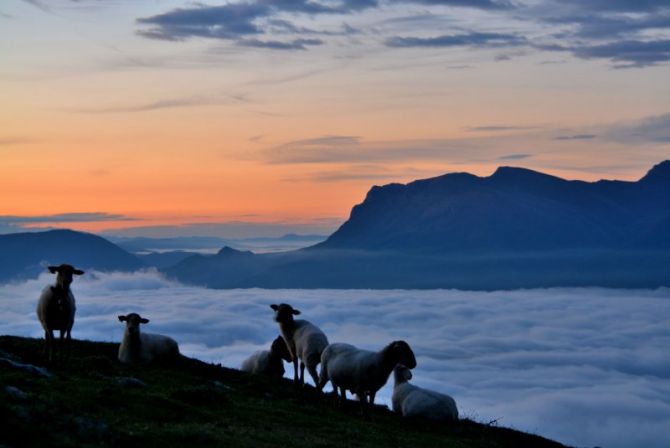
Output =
[{"x1": 1, "y1": 270, "x2": 669, "y2": 448}]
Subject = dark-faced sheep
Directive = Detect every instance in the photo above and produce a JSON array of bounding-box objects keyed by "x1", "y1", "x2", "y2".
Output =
[
  {"x1": 270, "y1": 303, "x2": 329, "y2": 387},
  {"x1": 318, "y1": 340, "x2": 417, "y2": 415},
  {"x1": 117, "y1": 313, "x2": 180, "y2": 365},
  {"x1": 240, "y1": 336, "x2": 292, "y2": 377},
  {"x1": 36, "y1": 264, "x2": 84, "y2": 361}
]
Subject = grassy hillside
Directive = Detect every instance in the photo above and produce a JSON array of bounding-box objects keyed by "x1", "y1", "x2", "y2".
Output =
[{"x1": 0, "y1": 336, "x2": 567, "y2": 448}]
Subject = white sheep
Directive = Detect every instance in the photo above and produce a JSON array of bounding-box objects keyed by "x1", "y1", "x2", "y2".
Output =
[
  {"x1": 270, "y1": 303, "x2": 329, "y2": 387},
  {"x1": 240, "y1": 336, "x2": 292, "y2": 377},
  {"x1": 318, "y1": 340, "x2": 417, "y2": 415},
  {"x1": 392, "y1": 365, "x2": 459, "y2": 421},
  {"x1": 36, "y1": 264, "x2": 84, "y2": 361},
  {"x1": 117, "y1": 313, "x2": 180, "y2": 365}
]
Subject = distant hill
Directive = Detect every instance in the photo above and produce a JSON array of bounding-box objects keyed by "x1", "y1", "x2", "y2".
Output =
[
  {"x1": 165, "y1": 161, "x2": 670, "y2": 289},
  {"x1": 107, "y1": 236, "x2": 231, "y2": 253},
  {"x1": 109, "y1": 234, "x2": 326, "y2": 255},
  {"x1": 0, "y1": 229, "x2": 144, "y2": 282}
]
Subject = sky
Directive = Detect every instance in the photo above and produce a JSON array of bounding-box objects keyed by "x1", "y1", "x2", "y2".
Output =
[
  {"x1": 1, "y1": 0, "x2": 669, "y2": 237},
  {"x1": 1, "y1": 271, "x2": 669, "y2": 448}
]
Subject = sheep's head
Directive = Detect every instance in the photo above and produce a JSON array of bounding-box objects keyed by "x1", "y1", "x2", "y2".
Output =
[
  {"x1": 118, "y1": 313, "x2": 149, "y2": 336},
  {"x1": 393, "y1": 365, "x2": 413, "y2": 384},
  {"x1": 270, "y1": 303, "x2": 300, "y2": 323},
  {"x1": 48, "y1": 264, "x2": 84, "y2": 289},
  {"x1": 388, "y1": 340, "x2": 417, "y2": 369},
  {"x1": 270, "y1": 335, "x2": 292, "y2": 362}
]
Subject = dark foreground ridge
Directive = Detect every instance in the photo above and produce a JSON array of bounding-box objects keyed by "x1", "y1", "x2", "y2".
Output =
[{"x1": 0, "y1": 336, "x2": 567, "y2": 448}]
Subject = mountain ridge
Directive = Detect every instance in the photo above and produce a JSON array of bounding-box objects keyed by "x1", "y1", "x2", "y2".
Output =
[
  {"x1": 316, "y1": 161, "x2": 669, "y2": 252},
  {"x1": 0, "y1": 229, "x2": 144, "y2": 281},
  {"x1": 166, "y1": 161, "x2": 670, "y2": 289}
]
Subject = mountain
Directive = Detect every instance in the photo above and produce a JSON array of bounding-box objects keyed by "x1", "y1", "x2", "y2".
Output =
[
  {"x1": 317, "y1": 160, "x2": 670, "y2": 252},
  {"x1": 0, "y1": 229, "x2": 144, "y2": 282},
  {"x1": 166, "y1": 161, "x2": 670, "y2": 289}
]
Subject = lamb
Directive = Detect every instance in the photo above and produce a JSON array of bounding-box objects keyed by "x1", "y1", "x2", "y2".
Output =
[
  {"x1": 392, "y1": 365, "x2": 458, "y2": 421},
  {"x1": 240, "y1": 336, "x2": 292, "y2": 377},
  {"x1": 117, "y1": 313, "x2": 180, "y2": 365},
  {"x1": 36, "y1": 264, "x2": 84, "y2": 361},
  {"x1": 270, "y1": 303, "x2": 329, "y2": 387},
  {"x1": 318, "y1": 340, "x2": 417, "y2": 414}
]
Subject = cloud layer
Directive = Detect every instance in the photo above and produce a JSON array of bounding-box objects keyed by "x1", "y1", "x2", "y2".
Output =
[{"x1": 1, "y1": 271, "x2": 669, "y2": 448}]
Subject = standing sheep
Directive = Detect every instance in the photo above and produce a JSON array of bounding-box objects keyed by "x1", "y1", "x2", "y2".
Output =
[
  {"x1": 36, "y1": 264, "x2": 84, "y2": 361},
  {"x1": 318, "y1": 340, "x2": 417, "y2": 415},
  {"x1": 240, "y1": 336, "x2": 292, "y2": 377},
  {"x1": 392, "y1": 365, "x2": 458, "y2": 421},
  {"x1": 270, "y1": 303, "x2": 329, "y2": 387},
  {"x1": 117, "y1": 313, "x2": 180, "y2": 365}
]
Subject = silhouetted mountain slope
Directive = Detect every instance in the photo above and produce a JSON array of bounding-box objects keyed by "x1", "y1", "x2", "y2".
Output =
[
  {"x1": 317, "y1": 161, "x2": 670, "y2": 252},
  {"x1": 0, "y1": 335, "x2": 567, "y2": 448},
  {"x1": 166, "y1": 161, "x2": 670, "y2": 289},
  {"x1": 0, "y1": 229, "x2": 144, "y2": 281}
]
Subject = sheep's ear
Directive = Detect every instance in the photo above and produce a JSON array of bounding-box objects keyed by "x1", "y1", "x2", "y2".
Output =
[
  {"x1": 48, "y1": 266, "x2": 59, "y2": 274},
  {"x1": 73, "y1": 269, "x2": 84, "y2": 275},
  {"x1": 118, "y1": 315, "x2": 127, "y2": 322},
  {"x1": 140, "y1": 318, "x2": 149, "y2": 324},
  {"x1": 292, "y1": 309, "x2": 301, "y2": 315},
  {"x1": 270, "y1": 304, "x2": 279, "y2": 311}
]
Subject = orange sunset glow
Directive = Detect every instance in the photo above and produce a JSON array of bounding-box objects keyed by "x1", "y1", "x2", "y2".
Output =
[{"x1": 1, "y1": 0, "x2": 668, "y2": 237}]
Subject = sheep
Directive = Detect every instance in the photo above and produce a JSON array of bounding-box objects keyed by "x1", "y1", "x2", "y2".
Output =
[
  {"x1": 240, "y1": 336, "x2": 292, "y2": 377},
  {"x1": 36, "y1": 264, "x2": 84, "y2": 361},
  {"x1": 117, "y1": 313, "x2": 180, "y2": 365},
  {"x1": 318, "y1": 340, "x2": 417, "y2": 415},
  {"x1": 392, "y1": 365, "x2": 458, "y2": 421},
  {"x1": 270, "y1": 303, "x2": 329, "y2": 387}
]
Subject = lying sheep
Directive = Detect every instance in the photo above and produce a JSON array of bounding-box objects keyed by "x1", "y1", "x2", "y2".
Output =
[
  {"x1": 392, "y1": 365, "x2": 458, "y2": 421},
  {"x1": 36, "y1": 264, "x2": 84, "y2": 361},
  {"x1": 271, "y1": 303, "x2": 329, "y2": 387},
  {"x1": 318, "y1": 340, "x2": 417, "y2": 415},
  {"x1": 117, "y1": 313, "x2": 179, "y2": 365},
  {"x1": 240, "y1": 336, "x2": 292, "y2": 377}
]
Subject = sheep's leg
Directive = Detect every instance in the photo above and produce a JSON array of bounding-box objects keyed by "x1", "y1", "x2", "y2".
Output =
[
  {"x1": 307, "y1": 364, "x2": 319, "y2": 389},
  {"x1": 317, "y1": 365, "x2": 328, "y2": 391},
  {"x1": 369, "y1": 391, "x2": 376, "y2": 407},
  {"x1": 59, "y1": 329, "x2": 65, "y2": 361},
  {"x1": 292, "y1": 359, "x2": 299, "y2": 385},
  {"x1": 358, "y1": 392, "x2": 369, "y2": 418},
  {"x1": 43, "y1": 329, "x2": 52, "y2": 360},
  {"x1": 328, "y1": 384, "x2": 343, "y2": 408},
  {"x1": 49, "y1": 329, "x2": 56, "y2": 362},
  {"x1": 299, "y1": 361, "x2": 306, "y2": 387},
  {"x1": 66, "y1": 328, "x2": 72, "y2": 360},
  {"x1": 339, "y1": 387, "x2": 347, "y2": 408}
]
